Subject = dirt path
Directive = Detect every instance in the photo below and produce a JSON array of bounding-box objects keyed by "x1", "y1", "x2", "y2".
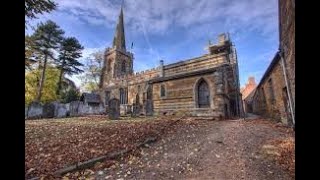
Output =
[{"x1": 85, "y1": 118, "x2": 294, "y2": 180}]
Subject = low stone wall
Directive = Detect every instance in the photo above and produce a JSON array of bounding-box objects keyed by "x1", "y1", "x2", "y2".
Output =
[
  {"x1": 25, "y1": 101, "x2": 105, "y2": 120},
  {"x1": 70, "y1": 101, "x2": 105, "y2": 117}
]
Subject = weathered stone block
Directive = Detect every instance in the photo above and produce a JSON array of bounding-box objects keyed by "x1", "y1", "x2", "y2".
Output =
[
  {"x1": 55, "y1": 103, "x2": 67, "y2": 118},
  {"x1": 43, "y1": 102, "x2": 58, "y2": 118},
  {"x1": 27, "y1": 102, "x2": 43, "y2": 119}
]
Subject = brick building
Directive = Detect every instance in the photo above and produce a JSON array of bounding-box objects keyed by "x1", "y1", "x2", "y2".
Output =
[
  {"x1": 251, "y1": 0, "x2": 295, "y2": 125},
  {"x1": 241, "y1": 77, "x2": 257, "y2": 113},
  {"x1": 99, "y1": 7, "x2": 242, "y2": 119}
]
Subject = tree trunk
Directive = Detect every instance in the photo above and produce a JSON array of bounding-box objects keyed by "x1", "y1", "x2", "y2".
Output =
[
  {"x1": 57, "y1": 66, "x2": 64, "y2": 95},
  {"x1": 57, "y1": 53, "x2": 66, "y2": 95},
  {"x1": 35, "y1": 54, "x2": 48, "y2": 102}
]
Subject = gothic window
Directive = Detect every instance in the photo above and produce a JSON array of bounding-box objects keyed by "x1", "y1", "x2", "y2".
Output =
[
  {"x1": 197, "y1": 79, "x2": 210, "y2": 108},
  {"x1": 125, "y1": 88, "x2": 128, "y2": 104},
  {"x1": 119, "y1": 88, "x2": 125, "y2": 104},
  {"x1": 138, "y1": 85, "x2": 141, "y2": 92},
  {"x1": 121, "y1": 61, "x2": 126, "y2": 72},
  {"x1": 160, "y1": 84, "x2": 165, "y2": 97}
]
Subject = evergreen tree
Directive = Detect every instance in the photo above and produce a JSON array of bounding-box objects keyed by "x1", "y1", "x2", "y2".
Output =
[
  {"x1": 25, "y1": 35, "x2": 37, "y2": 70},
  {"x1": 25, "y1": 0, "x2": 57, "y2": 27},
  {"x1": 32, "y1": 20, "x2": 64, "y2": 102},
  {"x1": 56, "y1": 37, "x2": 84, "y2": 95}
]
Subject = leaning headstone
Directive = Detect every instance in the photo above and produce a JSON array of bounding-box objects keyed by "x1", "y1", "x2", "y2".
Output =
[
  {"x1": 27, "y1": 102, "x2": 43, "y2": 119},
  {"x1": 43, "y1": 102, "x2": 57, "y2": 118},
  {"x1": 145, "y1": 99, "x2": 153, "y2": 116},
  {"x1": 108, "y1": 98, "x2": 120, "y2": 120}
]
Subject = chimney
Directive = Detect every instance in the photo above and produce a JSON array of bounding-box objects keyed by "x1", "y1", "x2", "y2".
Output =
[{"x1": 159, "y1": 60, "x2": 164, "y2": 77}]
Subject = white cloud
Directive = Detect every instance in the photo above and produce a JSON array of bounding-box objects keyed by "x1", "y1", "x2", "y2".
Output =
[{"x1": 51, "y1": 0, "x2": 278, "y2": 39}]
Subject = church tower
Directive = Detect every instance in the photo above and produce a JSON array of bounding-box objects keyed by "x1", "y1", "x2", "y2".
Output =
[{"x1": 100, "y1": 5, "x2": 133, "y2": 89}]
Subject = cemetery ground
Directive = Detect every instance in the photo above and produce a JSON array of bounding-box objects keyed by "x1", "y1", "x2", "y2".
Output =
[{"x1": 25, "y1": 115, "x2": 294, "y2": 180}]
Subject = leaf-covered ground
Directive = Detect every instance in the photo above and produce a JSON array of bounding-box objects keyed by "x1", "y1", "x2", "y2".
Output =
[
  {"x1": 25, "y1": 115, "x2": 295, "y2": 180},
  {"x1": 25, "y1": 115, "x2": 184, "y2": 179}
]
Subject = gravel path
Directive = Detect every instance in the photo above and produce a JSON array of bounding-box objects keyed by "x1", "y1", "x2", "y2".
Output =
[{"x1": 88, "y1": 118, "x2": 294, "y2": 180}]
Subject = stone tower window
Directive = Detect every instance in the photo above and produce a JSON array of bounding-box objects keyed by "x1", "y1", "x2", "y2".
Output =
[
  {"x1": 120, "y1": 88, "x2": 128, "y2": 104},
  {"x1": 121, "y1": 61, "x2": 126, "y2": 72},
  {"x1": 160, "y1": 84, "x2": 166, "y2": 97}
]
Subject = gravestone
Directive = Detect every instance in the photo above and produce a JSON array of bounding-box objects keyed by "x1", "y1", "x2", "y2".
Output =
[
  {"x1": 65, "y1": 103, "x2": 70, "y2": 117},
  {"x1": 108, "y1": 98, "x2": 120, "y2": 120},
  {"x1": 70, "y1": 101, "x2": 84, "y2": 117},
  {"x1": 43, "y1": 102, "x2": 57, "y2": 118},
  {"x1": 131, "y1": 103, "x2": 139, "y2": 117},
  {"x1": 126, "y1": 105, "x2": 132, "y2": 115},
  {"x1": 55, "y1": 103, "x2": 67, "y2": 118},
  {"x1": 145, "y1": 99, "x2": 153, "y2": 116},
  {"x1": 25, "y1": 107, "x2": 28, "y2": 119},
  {"x1": 27, "y1": 102, "x2": 43, "y2": 119}
]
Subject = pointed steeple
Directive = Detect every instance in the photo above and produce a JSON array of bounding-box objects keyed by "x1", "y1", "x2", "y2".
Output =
[{"x1": 112, "y1": 4, "x2": 126, "y2": 51}]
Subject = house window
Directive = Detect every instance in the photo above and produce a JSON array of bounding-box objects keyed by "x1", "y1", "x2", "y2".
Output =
[
  {"x1": 121, "y1": 61, "x2": 126, "y2": 72},
  {"x1": 160, "y1": 84, "x2": 165, "y2": 97},
  {"x1": 268, "y1": 79, "x2": 275, "y2": 103}
]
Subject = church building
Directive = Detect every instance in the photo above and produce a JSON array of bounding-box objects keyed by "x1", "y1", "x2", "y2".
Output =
[{"x1": 99, "y1": 6, "x2": 242, "y2": 118}]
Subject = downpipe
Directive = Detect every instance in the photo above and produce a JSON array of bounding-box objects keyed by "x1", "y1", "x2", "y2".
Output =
[{"x1": 278, "y1": 50, "x2": 295, "y2": 128}]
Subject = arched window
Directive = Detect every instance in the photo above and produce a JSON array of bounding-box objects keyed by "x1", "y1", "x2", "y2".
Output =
[
  {"x1": 119, "y1": 88, "x2": 124, "y2": 104},
  {"x1": 121, "y1": 61, "x2": 126, "y2": 72},
  {"x1": 197, "y1": 79, "x2": 210, "y2": 108},
  {"x1": 160, "y1": 84, "x2": 165, "y2": 97}
]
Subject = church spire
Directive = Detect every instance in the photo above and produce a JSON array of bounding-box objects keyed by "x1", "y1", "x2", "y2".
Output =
[{"x1": 112, "y1": 3, "x2": 126, "y2": 51}]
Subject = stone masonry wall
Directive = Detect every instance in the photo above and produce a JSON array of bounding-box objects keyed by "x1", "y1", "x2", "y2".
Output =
[
  {"x1": 163, "y1": 53, "x2": 228, "y2": 77},
  {"x1": 252, "y1": 60, "x2": 289, "y2": 124},
  {"x1": 279, "y1": 0, "x2": 295, "y2": 105},
  {"x1": 152, "y1": 74, "x2": 218, "y2": 117}
]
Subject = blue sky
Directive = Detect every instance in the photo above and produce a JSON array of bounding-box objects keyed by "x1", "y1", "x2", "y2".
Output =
[{"x1": 26, "y1": 0, "x2": 279, "y2": 89}]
